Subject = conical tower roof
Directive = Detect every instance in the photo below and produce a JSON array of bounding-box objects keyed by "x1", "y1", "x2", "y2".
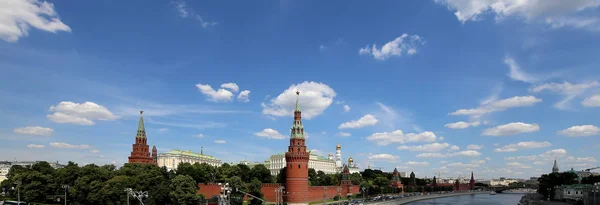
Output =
[
  {"x1": 290, "y1": 91, "x2": 305, "y2": 139},
  {"x1": 136, "y1": 110, "x2": 146, "y2": 138}
]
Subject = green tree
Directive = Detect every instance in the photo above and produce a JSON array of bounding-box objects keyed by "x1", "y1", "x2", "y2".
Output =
[
  {"x1": 373, "y1": 177, "x2": 390, "y2": 194},
  {"x1": 247, "y1": 178, "x2": 263, "y2": 205},
  {"x1": 276, "y1": 168, "x2": 287, "y2": 184},
  {"x1": 236, "y1": 164, "x2": 251, "y2": 182},
  {"x1": 227, "y1": 176, "x2": 246, "y2": 205},
  {"x1": 250, "y1": 164, "x2": 272, "y2": 183},
  {"x1": 582, "y1": 175, "x2": 600, "y2": 184},
  {"x1": 537, "y1": 172, "x2": 578, "y2": 200},
  {"x1": 170, "y1": 175, "x2": 203, "y2": 205}
]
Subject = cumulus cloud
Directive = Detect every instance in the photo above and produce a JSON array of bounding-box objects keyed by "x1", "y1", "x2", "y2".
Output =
[
  {"x1": 368, "y1": 153, "x2": 400, "y2": 161},
  {"x1": 173, "y1": 1, "x2": 218, "y2": 28},
  {"x1": 338, "y1": 114, "x2": 378, "y2": 129},
  {"x1": 416, "y1": 150, "x2": 481, "y2": 158},
  {"x1": 482, "y1": 122, "x2": 540, "y2": 136},
  {"x1": 336, "y1": 132, "x2": 351, "y2": 137},
  {"x1": 254, "y1": 128, "x2": 286, "y2": 140},
  {"x1": 261, "y1": 81, "x2": 336, "y2": 119},
  {"x1": 366, "y1": 130, "x2": 436, "y2": 146},
  {"x1": 582, "y1": 95, "x2": 600, "y2": 107},
  {"x1": 397, "y1": 143, "x2": 451, "y2": 152},
  {"x1": 530, "y1": 81, "x2": 599, "y2": 109},
  {"x1": 50, "y1": 142, "x2": 91, "y2": 149},
  {"x1": 90, "y1": 149, "x2": 100, "y2": 153},
  {"x1": 449, "y1": 145, "x2": 460, "y2": 151},
  {"x1": 0, "y1": 0, "x2": 71, "y2": 42},
  {"x1": 507, "y1": 162, "x2": 531, "y2": 169},
  {"x1": 434, "y1": 0, "x2": 600, "y2": 31},
  {"x1": 558, "y1": 125, "x2": 600, "y2": 137},
  {"x1": 505, "y1": 155, "x2": 538, "y2": 161},
  {"x1": 416, "y1": 153, "x2": 448, "y2": 158},
  {"x1": 539, "y1": 148, "x2": 568, "y2": 160},
  {"x1": 494, "y1": 141, "x2": 551, "y2": 152},
  {"x1": 47, "y1": 101, "x2": 119, "y2": 125},
  {"x1": 359, "y1": 34, "x2": 425, "y2": 60},
  {"x1": 237, "y1": 90, "x2": 251, "y2": 102},
  {"x1": 214, "y1": 140, "x2": 226, "y2": 144},
  {"x1": 193, "y1": 134, "x2": 205, "y2": 138},
  {"x1": 343, "y1": 105, "x2": 351, "y2": 112},
  {"x1": 452, "y1": 150, "x2": 481, "y2": 157},
  {"x1": 13, "y1": 126, "x2": 53, "y2": 136},
  {"x1": 467, "y1": 144, "x2": 484, "y2": 150},
  {"x1": 504, "y1": 56, "x2": 539, "y2": 83},
  {"x1": 196, "y1": 84, "x2": 234, "y2": 102},
  {"x1": 450, "y1": 96, "x2": 542, "y2": 118},
  {"x1": 27, "y1": 144, "x2": 45, "y2": 149},
  {"x1": 444, "y1": 121, "x2": 481, "y2": 129},
  {"x1": 220, "y1": 83, "x2": 240, "y2": 92}
]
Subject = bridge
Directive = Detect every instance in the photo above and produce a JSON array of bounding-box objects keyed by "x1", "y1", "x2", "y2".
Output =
[{"x1": 488, "y1": 186, "x2": 536, "y2": 193}]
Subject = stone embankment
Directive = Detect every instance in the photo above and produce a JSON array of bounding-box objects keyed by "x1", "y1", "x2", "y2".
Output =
[{"x1": 370, "y1": 191, "x2": 487, "y2": 205}]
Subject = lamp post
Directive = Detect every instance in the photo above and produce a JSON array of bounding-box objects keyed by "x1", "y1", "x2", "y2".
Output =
[
  {"x1": 275, "y1": 186, "x2": 285, "y2": 205},
  {"x1": 547, "y1": 188, "x2": 551, "y2": 201},
  {"x1": 62, "y1": 185, "x2": 69, "y2": 205},
  {"x1": 218, "y1": 183, "x2": 231, "y2": 205},
  {"x1": 124, "y1": 188, "x2": 149, "y2": 205},
  {"x1": 361, "y1": 187, "x2": 366, "y2": 202},
  {"x1": 11, "y1": 181, "x2": 21, "y2": 202}
]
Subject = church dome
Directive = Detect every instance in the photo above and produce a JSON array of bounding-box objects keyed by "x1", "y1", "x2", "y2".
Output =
[
  {"x1": 348, "y1": 157, "x2": 354, "y2": 163},
  {"x1": 336, "y1": 144, "x2": 341, "y2": 149}
]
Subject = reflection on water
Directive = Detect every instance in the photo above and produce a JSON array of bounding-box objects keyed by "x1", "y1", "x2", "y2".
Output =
[{"x1": 406, "y1": 193, "x2": 524, "y2": 205}]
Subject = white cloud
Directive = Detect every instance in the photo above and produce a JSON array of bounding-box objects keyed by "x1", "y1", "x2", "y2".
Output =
[
  {"x1": 504, "y1": 56, "x2": 538, "y2": 83},
  {"x1": 507, "y1": 162, "x2": 531, "y2": 169},
  {"x1": 482, "y1": 122, "x2": 540, "y2": 136},
  {"x1": 220, "y1": 83, "x2": 240, "y2": 92},
  {"x1": 338, "y1": 114, "x2": 378, "y2": 129},
  {"x1": 494, "y1": 141, "x2": 551, "y2": 152},
  {"x1": 449, "y1": 145, "x2": 460, "y2": 151},
  {"x1": 26, "y1": 144, "x2": 45, "y2": 149},
  {"x1": 467, "y1": 144, "x2": 484, "y2": 150},
  {"x1": 530, "y1": 81, "x2": 599, "y2": 109},
  {"x1": 416, "y1": 153, "x2": 448, "y2": 158},
  {"x1": 359, "y1": 34, "x2": 425, "y2": 60},
  {"x1": 0, "y1": 0, "x2": 71, "y2": 42},
  {"x1": 193, "y1": 134, "x2": 205, "y2": 138},
  {"x1": 50, "y1": 142, "x2": 91, "y2": 149},
  {"x1": 336, "y1": 132, "x2": 351, "y2": 137},
  {"x1": 368, "y1": 153, "x2": 400, "y2": 161},
  {"x1": 452, "y1": 150, "x2": 481, "y2": 157},
  {"x1": 319, "y1": 45, "x2": 327, "y2": 51},
  {"x1": 539, "y1": 148, "x2": 568, "y2": 160},
  {"x1": 434, "y1": 0, "x2": 600, "y2": 31},
  {"x1": 343, "y1": 105, "x2": 351, "y2": 112},
  {"x1": 405, "y1": 161, "x2": 429, "y2": 166},
  {"x1": 47, "y1": 101, "x2": 119, "y2": 125},
  {"x1": 90, "y1": 149, "x2": 100, "y2": 153},
  {"x1": 582, "y1": 95, "x2": 600, "y2": 107},
  {"x1": 173, "y1": 1, "x2": 218, "y2": 28},
  {"x1": 261, "y1": 81, "x2": 336, "y2": 119},
  {"x1": 366, "y1": 130, "x2": 436, "y2": 146},
  {"x1": 444, "y1": 121, "x2": 481, "y2": 129},
  {"x1": 445, "y1": 162, "x2": 479, "y2": 168},
  {"x1": 237, "y1": 90, "x2": 251, "y2": 102},
  {"x1": 485, "y1": 157, "x2": 491, "y2": 161},
  {"x1": 450, "y1": 96, "x2": 542, "y2": 118},
  {"x1": 534, "y1": 161, "x2": 545, "y2": 165},
  {"x1": 214, "y1": 140, "x2": 226, "y2": 144},
  {"x1": 505, "y1": 155, "x2": 538, "y2": 161},
  {"x1": 13, "y1": 126, "x2": 53, "y2": 136},
  {"x1": 158, "y1": 128, "x2": 168, "y2": 132},
  {"x1": 195, "y1": 84, "x2": 234, "y2": 102},
  {"x1": 397, "y1": 143, "x2": 451, "y2": 152},
  {"x1": 472, "y1": 159, "x2": 486, "y2": 165},
  {"x1": 255, "y1": 128, "x2": 286, "y2": 140},
  {"x1": 558, "y1": 125, "x2": 600, "y2": 137},
  {"x1": 564, "y1": 156, "x2": 597, "y2": 163}
]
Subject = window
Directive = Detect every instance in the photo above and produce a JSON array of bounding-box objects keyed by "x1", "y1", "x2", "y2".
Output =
[{"x1": 298, "y1": 164, "x2": 300, "y2": 169}]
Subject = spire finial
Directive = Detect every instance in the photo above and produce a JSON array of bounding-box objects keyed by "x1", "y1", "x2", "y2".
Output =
[
  {"x1": 140, "y1": 110, "x2": 144, "y2": 116},
  {"x1": 294, "y1": 90, "x2": 301, "y2": 111}
]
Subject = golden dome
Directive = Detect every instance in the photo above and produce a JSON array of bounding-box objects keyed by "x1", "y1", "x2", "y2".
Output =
[
  {"x1": 328, "y1": 153, "x2": 333, "y2": 156},
  {"x1": 336, "y1": 144, "x2": 341, "y2": 149},
  {"x1": 348, "y1": 157, "x2": 354, "y2": 163}
]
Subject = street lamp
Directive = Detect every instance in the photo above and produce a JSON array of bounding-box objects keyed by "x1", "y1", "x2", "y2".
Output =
[
  {"x1": 547, "y1": 188, "x2": 551, "y2": 201},
  {"x1": 11, "y1": 181, "x2": 21, "y2": 203},
  {"x1": 124, "y1": 188, "x2": 149, "y2": 205},
  {"x1": 361, "y1": 187, "x2": 367, "y2": 201},
  {"x1": 218, "y1": 183, "x2": 231, "y2": 205},
  {"x1": 62, "y1": 185, "x2": 69, "y2": 205},
  {"x1": 275, "y1": 186, "x2": 285, "y2": 205}
]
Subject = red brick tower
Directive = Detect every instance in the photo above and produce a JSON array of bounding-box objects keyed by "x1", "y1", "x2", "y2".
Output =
[
  {"x1": 341, "y1": 165, "x2": 352, "y2": 186},
  {"x1": 285, "y1": 91, "x2": 309, "y2": 205},
  {"x1": 391, "y1": 168, "x2": 404, "y2": 192},
  {"x1": 128, "y1": 111, "x2": 156, "y2": 164},
  {"x1": 469, "y1": 171, "x2": 475, "y2": 190},
  {"x1": 152, "y1": 145, "x2": 158, "y2": 164}
]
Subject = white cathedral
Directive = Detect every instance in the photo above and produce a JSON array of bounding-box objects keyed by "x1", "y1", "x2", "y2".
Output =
[{"x1": 265, "y1": 143, "x2": 360, "y2": 175}]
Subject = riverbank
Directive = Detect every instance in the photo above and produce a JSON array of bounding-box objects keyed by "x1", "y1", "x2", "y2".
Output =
[{"x1": 370, "y1": 191, "x2": 488, "y2": 205}]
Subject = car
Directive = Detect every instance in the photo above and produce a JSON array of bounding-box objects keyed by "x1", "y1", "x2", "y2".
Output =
[{"x1": 2, "y1": 201, "x2": 27, "y2": 205}]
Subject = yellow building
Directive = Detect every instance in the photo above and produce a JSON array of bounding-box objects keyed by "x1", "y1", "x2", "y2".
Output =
[{"x1": 157, "y1": 148, "x2": 221, "y2": 171}]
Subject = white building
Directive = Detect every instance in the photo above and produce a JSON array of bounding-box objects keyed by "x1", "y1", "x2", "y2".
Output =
[
  {"x1": 347, "y1": 157, "x2": 360, "y2": 174},
  {"x1": 0, "y1": 161, "x2": 66, "y2": 183},
  {"x1": 489, "y1": 179, "x2": 518, "y2": 186},
  {"x1": 157, "y1": 149, "x2": 221, "y2": 171},
  {"x1": 266, "y1": 151, "x2": 338, "y2": 175},
  {"x1": 335, "y1": 144, "x2": 342, "y2": 168},
  {"x1": 398, "y1": 172, "x2": 409, "y2": 178}
]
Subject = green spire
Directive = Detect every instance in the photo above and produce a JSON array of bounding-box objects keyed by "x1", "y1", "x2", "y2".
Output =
[
  {"x1": 290, "y1": 91, "x2": 304, "y2": 139},
  {"x1": 136, "y1": 110, "x2": 146, "y2": 138}
]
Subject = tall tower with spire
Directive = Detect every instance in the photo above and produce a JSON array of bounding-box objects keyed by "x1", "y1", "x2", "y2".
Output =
[
  {"x1": 469, "y1": 171, "x2": 475, "y2": 190},
  {"x1": 128, "y1": 111, "x2": 157, "y2": 165},
  {"x1": 335, "y1": 144, "x2": 342, "y2": 168},
  {"x1": 285, "y1": 91, "x2": 309, "y2": 205},
  {"x1": 552, "y1": 158, "x2": 559, "y2": 173}
]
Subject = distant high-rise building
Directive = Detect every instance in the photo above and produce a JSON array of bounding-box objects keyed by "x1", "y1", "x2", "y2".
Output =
[{"x1": 127, "y1": 111, "x2": 157, "y2": 165}]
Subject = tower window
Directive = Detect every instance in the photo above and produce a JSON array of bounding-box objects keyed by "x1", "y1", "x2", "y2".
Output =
[{"x1": 298, "y1": 164, "x2": 300, "y2": 169}]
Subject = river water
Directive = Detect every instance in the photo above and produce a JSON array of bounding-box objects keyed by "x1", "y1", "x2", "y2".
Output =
[{"x1": 406, "y1": 193, "x2": 524, "y2": 205}]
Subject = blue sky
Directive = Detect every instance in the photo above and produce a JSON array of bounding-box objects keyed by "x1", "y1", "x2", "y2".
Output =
[{"x1": 1, "y1": 0, "x2": 600, "y2": 179}]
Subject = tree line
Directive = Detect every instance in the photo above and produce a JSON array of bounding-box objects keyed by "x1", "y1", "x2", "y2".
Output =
[
  {"x1": 536, "y1": 172, "x2": 600, "y2": 200},
  {"x1": 1, "y1": 161, "x2": 435, "y2": 204}
]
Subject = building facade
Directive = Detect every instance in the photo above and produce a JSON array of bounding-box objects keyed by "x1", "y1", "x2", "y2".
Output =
[
  {"x1": 0, "y1": 161, "x2": 66, "y2": 183},
  {"x1": 266, "y1": 151, "x2": 337, "y2": 176},
  {"x1": 157, "y1": 148, "x2": 221, "y2": 171},
  {"x1": 127, "y1": 111, "x2": 157, "y2": 165},
  {"x1": 284, "y1": 91, "x2": 310, "y2": 205},
  {"x1": 347, "y1": 157, "x2": 359, "y2": 174}
]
